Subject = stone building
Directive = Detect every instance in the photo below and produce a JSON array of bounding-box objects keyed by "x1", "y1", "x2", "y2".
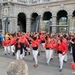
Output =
[{"x1": 0, "y1": 0, "x2": 75, "y2": 33}]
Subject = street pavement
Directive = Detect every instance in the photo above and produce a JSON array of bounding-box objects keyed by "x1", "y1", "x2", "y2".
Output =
[{"x1": 0, "y1": 48, "x2": 75, "y2": 75}]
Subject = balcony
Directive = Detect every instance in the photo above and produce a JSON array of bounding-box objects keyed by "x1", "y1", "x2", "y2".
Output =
[
  {"x1": 2, "y1": 0, "x2": 28, "y2": 5},
  {"x1": 18, "y1": 0, "x2": 27, "y2": 3},
  {"x1": 32, "y1": 1, "x2": 37, "y2": 3},
  {"x1": 3, "y1": 0, "x2": 27, "y2": 3},
  {"x1": 43, "y1": 0, "x2": 64, "y2": 3},
  {"x1": 30, "y1": 0, "x2": 65, "y2": 5},
  {"x1": 2, "y1": 0, "x2": 67, "y2": 5}
]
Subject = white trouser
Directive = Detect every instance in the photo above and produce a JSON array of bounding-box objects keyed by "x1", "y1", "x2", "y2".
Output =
[
  {"x1": 4, "y1": 46, "x2": 10, "y2": 54},
  {"x1": 16, "y1": 50, "x2": 23, "y2": 60},
  {"x1": 51, "y1": 49, "x2": 54, "y2": 59},
  {"x1": 64, "y1": 53, "x2": 67, "y2": 62},
  {"x1": 46, "y1": 50, "x2": 53, "y2": 63},
  {"x1": 41, "y1": 43, "x2": 45, "y2": 51},
  {"x1": 59, "y1": 53, "x2": 66, "y2": 69},
  {"x1": 26, "y1": 47, "x2": 30, "y2": 51},
  {"x1": 70, "y1": 47, "x2": 72, "y2": 54},
  {"x1": 26, "y1": 47, "x2": 31, "y2": 55},
  {"x1": 32, "y1": 50, "x2": 38, "y2": 64},
  {"x1": 10, "y1": 45, "x2": 15, "y2": 53}
]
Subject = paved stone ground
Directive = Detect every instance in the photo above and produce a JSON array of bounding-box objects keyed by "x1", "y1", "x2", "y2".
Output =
[{"x1": 0, "y1": 48, "x2": 75, "y2": 75}]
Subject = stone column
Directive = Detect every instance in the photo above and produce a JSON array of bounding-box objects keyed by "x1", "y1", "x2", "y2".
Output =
[
  {"x1": 26, "y1": 15, "x2": 31, "y2": 33},
  {"x1": 27, "y1": 0, "x2": 30, "y2": 4},
  {"x1": 68, "y1": 14, "x2": 72, "y2": 33},
  {"x1": 52, "y1": 15, "x2": 57, "y2": 33},
  {"x1": 39, "y1": 17, "x2": 43, "y2": 31},
  {"x1": 40, "y1": 0, "x2": 43, "y2": 3}
]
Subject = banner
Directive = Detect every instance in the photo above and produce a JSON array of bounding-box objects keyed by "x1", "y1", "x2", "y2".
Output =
[
  {"x1": 5, "y1": 17, "x2": 9, "y2": 33},
  {"x1": 34, "y1": 15, "x2": 41, "y2": 33}
]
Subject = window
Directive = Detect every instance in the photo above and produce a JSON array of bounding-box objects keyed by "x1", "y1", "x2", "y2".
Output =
[
  {"x1": 3, "y1": 0, "x2": 14, "y2": 2},
  {"x1": 3, "y1": 0, "x2": 8, "y2": 2},
  {"x1": 70, "y1": 17, "x2": 75, "y2": 33},
  {"x1": 43, "y1": 0, "x2": 63, "y2": 2},
  {"x1": 44, "y1": 0, "x2": 50, "y2": 1},
  {"x1": 32, "y1": 0, "x2": 37, "y2": 1},
  {"x1": 18, "y1": 0, "x2": 27, "y2": 3},
  {"x1": 58, "y1": 17, "x2": 67, "y2": 33},
  {"x1": 32, "y1": 0, "x2": 37, "y2": 3}
]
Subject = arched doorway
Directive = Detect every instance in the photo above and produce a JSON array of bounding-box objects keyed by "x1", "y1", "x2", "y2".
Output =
[
  {"x1": 73, "y1": 11, "x2": 75, "y2": 17},
  {"x1": 42, "y1": 11, "x2": 52, "y2": 32},
  {"x1": 31, "y1": 13, "x2": 38, "y2": 32},
  {"x1": 70, "y1": 10, "x2": 75, "y2": 32},
  {"x1": 57, "y1": 10, "x2": 68, "y2": 33},
  {"x1": 17, "y1": 12, "x2": 26, "y2": 32}
]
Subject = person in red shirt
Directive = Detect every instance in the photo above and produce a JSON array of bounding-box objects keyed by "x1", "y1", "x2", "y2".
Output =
[
  {"x1": 70, "y1": 34, "x2": 75, "y2": 63},
  {"x1": 55, "y1": 38, "x2": 68, "y2": 72},
  {"x1": 49, "y1": 34, "x2": 56, "y2": 61},
  {"x1": 40, "y1": 33, "x2": 46, "y2": 52},
  {"x1": 19, "y1": 34, "x2": 29, "y2": 58},
  {"x1": 15, "y1": 38, "x2": 23, "y2": 60},
  {"x1": 36, "y1": 35, "x2": 41, "y2": 56},
  {"x1": 44, "y1": 36, "x2": 55, "y2": 66},
  {"x1": 45, "y1": 36, "x2": 51, "y2": 66},
  {"x1": 24, "y1": 34, "x2": 31, "y2": 56},
  {"x1": 31, "y1": 36, "x2": 40, "y2": 68},
  {"x1": 3, "y1": 37, "x2": 10, "y2": 55},
  {"x1": 62, "y1": 35, "x2": 68, "y2": 63},
  {"x1": 10, "y1": 35, "x2": 16, "y2": 56}
]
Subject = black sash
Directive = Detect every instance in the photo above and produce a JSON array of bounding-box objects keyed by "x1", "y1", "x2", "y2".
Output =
[{"x1": 33, "y1": 47, "x2": 38, "y2": 50}]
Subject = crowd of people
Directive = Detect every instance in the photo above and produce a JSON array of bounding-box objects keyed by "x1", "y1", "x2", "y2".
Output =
[{"x1": 0, "y1": 31, "x2": 75, "y2": 72}]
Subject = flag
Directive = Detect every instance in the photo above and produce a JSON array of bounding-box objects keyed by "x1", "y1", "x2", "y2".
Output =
[
  {"x1": 5, "y1": 17, "x2": 9, "y2": 33},
  {"x1": 34, "y1": 15, "x2": 41, "y2": 33}
]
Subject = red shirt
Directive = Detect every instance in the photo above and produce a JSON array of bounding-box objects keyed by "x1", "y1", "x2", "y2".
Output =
[
  {"x1": 20, "y1": 37, "x2": 29, "y2": 46},
  {"x1": 55, "y1": 43, "x2": 67, "y2": 55},
  {"x1": 18, "y1": 43, "x2": 21, "y2": 48},
  {"x1": 50, "y1": 38, "x2": 55, "y2": 44},
  {"x1": 3, "y1": 39, "x2": 10, "y2": 46},
  {"x1": 24, "y1": 34, "x2": 30, "y2": 39},
  {"x1": 32, "y1": 40, "x2": 39, "y2": 48},
  {"x1": 62, "y1": 38, "x2": 68, "y2": 51},
  {"x1": 36, "y1": 39, "x2": 41, "y2": 47},
  {"x1": 10, "y1": 38, "x2": 16, "y2": 45},
  {"x1": 45, "y1": 43, "x2": 50, "y2": 49},
  {"x1": 45, "y1": 42, "x2": 54, "y2": 49},
  {"x1": 40, "y1": 35, "x2": 46, "y2": 42}
]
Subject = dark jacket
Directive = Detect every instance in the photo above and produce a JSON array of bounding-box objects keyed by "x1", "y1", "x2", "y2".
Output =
[{"x1": 15, "y1": 42, "x2": 23, "y2": 54}]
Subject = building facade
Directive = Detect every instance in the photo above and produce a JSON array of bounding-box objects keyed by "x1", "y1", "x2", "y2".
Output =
[{"x1": 0, "y1": 0, "x2": 75, "y2": 33}]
